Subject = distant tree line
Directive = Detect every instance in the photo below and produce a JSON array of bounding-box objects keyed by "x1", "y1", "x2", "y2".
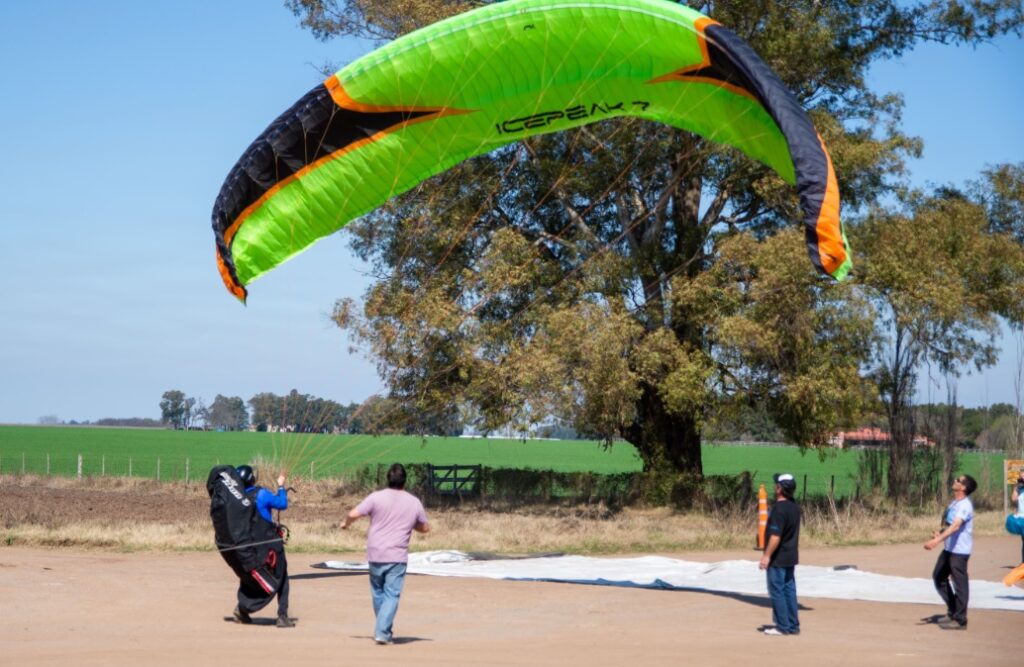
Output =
[
  {"x1": 709, "y1": 401, "x2": 1024, "y2": 451},
  {"x1": 36, "y1": 415, "x2": 163, "y2": 428},
  {"x1": 248, "y1": 389, "x2": 359, "y2": 433},
  {"x1": 905, "y1": 402, "x2": 1020, "y2": 452},
  {"x1": 155, "y1": 388, "x2": 470, "y2": 436},
  {"x1": 158, "y1": 389, "x2": 362, "y2": 433}
]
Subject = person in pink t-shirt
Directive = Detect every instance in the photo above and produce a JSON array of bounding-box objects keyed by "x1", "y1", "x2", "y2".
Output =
[{"x1": 342, "y1": 463, "x2": 430, "y2": 645}]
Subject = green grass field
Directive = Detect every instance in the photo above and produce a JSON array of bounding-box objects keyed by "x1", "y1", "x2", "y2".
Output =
[
  {"x1": 703, "y1": 443, "x2": 1006, "y2": 497},
  {"x1": 0, "y1": 426, "x2": 642, "y2": 479},
  {"x1": 0, "y1": 425, "x2": 1008, "y2": 497}
]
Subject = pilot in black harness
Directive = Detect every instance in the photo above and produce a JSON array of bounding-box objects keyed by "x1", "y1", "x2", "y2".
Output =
[{"x1": 207, "y1": 464, "x2": 293, "y2": 628}]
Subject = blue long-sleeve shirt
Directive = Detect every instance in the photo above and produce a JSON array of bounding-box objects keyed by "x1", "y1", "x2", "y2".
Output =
[{"x1": 247, "y1": 485, "x2": 288, "y2": 522}]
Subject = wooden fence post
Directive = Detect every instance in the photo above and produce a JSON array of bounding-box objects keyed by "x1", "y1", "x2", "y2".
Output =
[
  {"x1": 77, "y1": 454, "x2": 82, "y2": 480},
  {"x1": 22, "y1": 452, "x2": 26, "y2": 475},
  {"x1": 101, "y1": 455, "x2": 105, "y2": 477},
  {"x1": 157, "y1": 458, "x2": 161, "y2": 481},
  {"x1": 129, "y1": 457, "x2": 133, "y2": 478},
  {"x1": 185, "y1": 457, "x2": 190, "y2": 485},
  {"x1": 46, "y1": 454, "x2": 50, "y2": 476}
]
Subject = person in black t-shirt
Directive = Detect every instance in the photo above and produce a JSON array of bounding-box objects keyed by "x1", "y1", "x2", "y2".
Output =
[{"x1": 759, "y1": 473, "x2": 801, "y2": 636}]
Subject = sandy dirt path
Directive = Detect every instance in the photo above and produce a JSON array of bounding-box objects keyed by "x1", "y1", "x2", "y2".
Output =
[{"x1": 1, "y1": 537, "x2": 1021, "y2": 666}]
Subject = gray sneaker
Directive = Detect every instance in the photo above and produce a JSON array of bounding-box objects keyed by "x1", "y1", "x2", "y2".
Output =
[
  {"x1": 374, "y1": 636, "x2": 394, "y2": 645},
  {"x1": 938, "y1": 618, "x2": 966, "y2": 630},
  {"x1": 233, "y1": 606, "x2": 252, "y2": 625},
  {"x1": 276, "y1": 615, "x2": 295, "y2": 628}
]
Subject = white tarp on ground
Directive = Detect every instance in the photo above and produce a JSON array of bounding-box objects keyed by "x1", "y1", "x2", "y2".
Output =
[{"x1": 318, "y1": 551, "x2": 1024, "y2": 612}]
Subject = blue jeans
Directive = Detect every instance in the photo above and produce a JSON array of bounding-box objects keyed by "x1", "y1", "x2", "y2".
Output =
[
  {"x1": 766, "y1": 566, "x2": 799, "y2": 634},
  {"x1": 368, "y1": 562, "x2": 407, "y2": 641}
]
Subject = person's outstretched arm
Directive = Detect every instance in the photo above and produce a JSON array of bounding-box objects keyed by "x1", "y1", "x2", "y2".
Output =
[
  {"x1": 341, "y1": 508, "x2": 364, "y2": 530},
  {"x1": 924, "y1": 518, "x2": 964, "y2": 550}
]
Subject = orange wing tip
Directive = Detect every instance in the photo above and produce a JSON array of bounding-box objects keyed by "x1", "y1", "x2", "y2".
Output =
[{"x1": 216, "y1": 248, "x2": 248, "y2": 304}]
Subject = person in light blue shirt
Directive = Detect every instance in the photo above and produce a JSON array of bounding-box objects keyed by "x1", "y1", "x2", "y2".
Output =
[{"x1": 924, "y1": 474, "x2": 976, "y2": 630}]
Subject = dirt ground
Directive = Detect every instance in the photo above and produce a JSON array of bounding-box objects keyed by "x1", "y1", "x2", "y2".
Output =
[{"x1": 1, "y1": 481, "x2": 1022, "y2": 665}]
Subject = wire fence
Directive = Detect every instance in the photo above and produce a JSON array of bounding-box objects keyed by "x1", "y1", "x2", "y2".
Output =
[
  {"x1": 0, "y1": 452, "x2": 359, "y2": 485},
  {"x1": 0, "y1": 451, "x2": 1010, "y2": 506}
]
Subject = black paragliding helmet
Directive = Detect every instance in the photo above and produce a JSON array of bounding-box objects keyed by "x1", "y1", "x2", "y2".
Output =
[{"x1": 236, "y1": 464, "x2": 257, "y2": 488}]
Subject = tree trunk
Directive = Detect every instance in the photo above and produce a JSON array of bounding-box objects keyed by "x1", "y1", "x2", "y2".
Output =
[
  {"x1": 620, "y1": 148, "x2": 706, "y2": 477},
  {"x1": 883, "y1": 326, "x2": 918, "y2": 501},
  {"x1": 624, "y1": 383, "x2": 703, "y2": 475},
  {"x1": 887, "y1": 402, "x2": 915, "y2": 502},
  {"x1": 941, "y1": 382, "x2": 958, "y2": 497}
]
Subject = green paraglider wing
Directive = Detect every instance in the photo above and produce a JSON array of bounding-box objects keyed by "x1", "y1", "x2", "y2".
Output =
[{"x1": 213, "y1": 0, "x2": 850, "y2": 302}]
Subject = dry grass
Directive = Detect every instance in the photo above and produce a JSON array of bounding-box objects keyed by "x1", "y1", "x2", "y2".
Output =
[{"x1": 0, "y1": 474, "x2": 1009, "y2": 555}]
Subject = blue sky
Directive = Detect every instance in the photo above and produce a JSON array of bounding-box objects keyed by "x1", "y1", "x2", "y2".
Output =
[{"x1": 0, "y1": 2, "x2": 1022, "y2": 424}]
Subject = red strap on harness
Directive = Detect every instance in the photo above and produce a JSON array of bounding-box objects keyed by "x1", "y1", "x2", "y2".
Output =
[{"x1": 250, "y1": 568, "x2": 275, "y2": 594}]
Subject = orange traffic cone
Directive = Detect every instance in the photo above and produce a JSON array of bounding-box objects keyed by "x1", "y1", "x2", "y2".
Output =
[{"x1": 757, "y1": 484, "x2": 768, "y2": 550}]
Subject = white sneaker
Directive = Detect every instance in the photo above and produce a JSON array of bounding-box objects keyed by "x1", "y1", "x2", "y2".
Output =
[{"x1": 763, "y1": 628, "x2": 785, "y2": 636}]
